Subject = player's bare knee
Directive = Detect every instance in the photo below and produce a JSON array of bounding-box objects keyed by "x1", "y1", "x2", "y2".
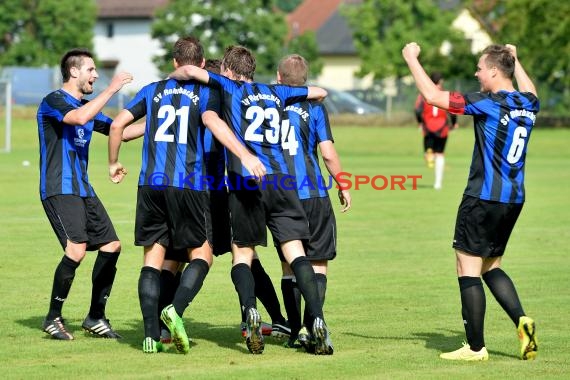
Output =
[{"x1": 101, "y1": 240, "x2": 121, "y2": 253}]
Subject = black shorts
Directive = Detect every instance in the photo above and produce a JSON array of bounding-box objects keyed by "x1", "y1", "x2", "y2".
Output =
[
  {"x1": 424, "y1": 134, "x2": 447, "y2": 153},
  {"x1": 228, "y1": 174, "x2": 310, "y2": 247},
  {"x1": 277, "y1": 197, "x2": 337, "y2": 262},
  {"x1": 135, "y1": 186, "x2": 212, "y2": 250},
  {"x1": 162, "y1": 189, "x2": 230, "y2": 262},
  {"x1": 453, "y1": 195, "x2": 523, "y2": 257},
  {"x1": 42, "y1": 195, "x2": 119, "y2": 251},
  {"x1": 164, "y1": 247, "x2": 189, "y2": 262}
]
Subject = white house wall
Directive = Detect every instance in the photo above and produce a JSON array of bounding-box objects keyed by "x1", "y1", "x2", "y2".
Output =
[
  {"x1": 316, "y1": 56, "x2": 373, "y2": 90},
  {"x1": 94, "y1": 19, "x2": 163, "y2": 93}
]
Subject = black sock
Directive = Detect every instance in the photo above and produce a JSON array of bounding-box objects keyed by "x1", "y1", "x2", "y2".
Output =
[
  {"x1": 172, "y1": 259, "x2": 210, "y2": 316},
  {"x1": 159, "y1": 269, "x2": 178, "y2": 311},
  {"x1": 138, "y1": 266, "x2": 161, "y2": 341},
  {"x1": 459, "y1": 276, "x2": 486, "y2": 351},
  {"x1": 281, "y1": 276, "x2": 301, "y2": 336},
  {"x1": 89, "y1": 250, "x2": 119, "y2": 319},
  {"x1": 251, "y1": 259, "x2": 286, "y2": 324},
  {"x1": 304, "y1": 273, "x2": 327, "y2": 326},
  {"x1": 316, "y1": 273, "x2": 327, "y2": 307},
  {"x1": 158, "y1": 269, "x2": 177, "y2": 330},
  {"x1": 292, "y1": 278, "x2": 302, "y2": 324},
  {"x1": 47, "y1": 255, "x2": 80, "y2": 320},
  {"x1": 290, "y1": 256, "x2": 323, "y2": 328},
  {"x1": 231, "y1": 263, "x2": 257, "y2": 322},
  {"x1": 483, "y1": 268, "x2": 525, "y2": 326}
]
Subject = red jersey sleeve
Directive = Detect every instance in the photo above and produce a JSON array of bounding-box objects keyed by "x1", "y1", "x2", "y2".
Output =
[{"x1": 448, "y1": 91, "x2": 466, "y2": 114}]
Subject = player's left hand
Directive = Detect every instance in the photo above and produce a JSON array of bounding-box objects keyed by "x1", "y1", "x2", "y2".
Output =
[
  {"x1": 338, "y1": 189, "x2": 351, "y2": 213},
  {"x1": 505, "y1": 44, "x2": 518, "y2": 60}
]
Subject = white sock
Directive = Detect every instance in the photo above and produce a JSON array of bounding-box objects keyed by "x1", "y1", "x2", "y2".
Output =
[{"x1": 434, "y1": 155, "x2": 444, "y2": 189}]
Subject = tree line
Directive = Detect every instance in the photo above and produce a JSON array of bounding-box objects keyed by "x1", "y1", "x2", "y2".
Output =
[{"x1": 0, "y1": 0, "x2": 567, "y2": 114}]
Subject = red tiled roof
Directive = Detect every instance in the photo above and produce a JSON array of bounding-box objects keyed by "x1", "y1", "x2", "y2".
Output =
[
  {"x1": 96, "y1": 0, "x2": 169, "y2": 18},
  {"x1": 287, "y1": 0, "x2": 343, "y2": 38}
]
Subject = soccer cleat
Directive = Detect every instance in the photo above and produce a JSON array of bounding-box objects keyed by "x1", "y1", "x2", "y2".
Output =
[
  {"x1": 298, "y1": 325, "x2": 315, "y2": 353},
  {"x1": 440, "y1": 343, "x2": 489, "y2": 361},
  {"x1": 43, "y1": 317, "x2": 74, "y2": 340},
  {"x1": 271, "y1": 321, "x2": 291, "y2": 339},
  {"x1": 261, "y1": 322, "x2": 273, "y2": 336},
  {"x1": 160, "y1": 327, "x2": 172, "y2": 344},
  {"x1": 518, "y1": 316, "x2": 538, "y2": 360},
  {"x1": 241, "y1": 321, "x2": 272, "y2": 338},
  {"x1": 244, "y1": 307, "x2": 264, "y2": 354},
  {"x1": 142, "y1": 337, "x2": 164, "y2": 353},
  {"x1": 283, "y1": 336, "x2": 302, "y2": 349},
  {"x1": 312, "y1": 317, "x2": 334, "y2": 355},
  {"x1": 160, "y1": 305, "x2": 190, "y2": 354},
  {"x1": 82, "y1": 316, "x2": 122, "y2": 339}
]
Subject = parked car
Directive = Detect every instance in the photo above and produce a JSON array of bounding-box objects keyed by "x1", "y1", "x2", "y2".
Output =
[
  {"x1": 346, "y1": 88, "x2": 386, "y2": 110},
  {"x1": 322, "y1": 87, "x2": 383, "y2": 115}
]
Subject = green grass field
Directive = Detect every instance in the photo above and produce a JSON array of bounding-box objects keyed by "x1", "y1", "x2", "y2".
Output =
[{"x1": 1, "y1": 116, "x2": 569, "y2": 379}]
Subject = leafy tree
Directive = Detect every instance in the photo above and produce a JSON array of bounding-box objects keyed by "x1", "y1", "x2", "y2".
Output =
[
  {"x1": 468, "y1": 0, "x2": 570, "y2": 114},
  {"x1": 0, "y1": 0, "x2": 95, "y2": 67},
  {"x1": 285, "y1": 31, "x2": 324, "y2": 80},
  {"x1": 341, "y1": 0, "x2": 474, "y2": 80},
  {"x1": 151, "y1": 0, "x2": 289, "y2": 79},
  {"x1": 276, "y1": 0, "x2": 303, "y2": 12}
]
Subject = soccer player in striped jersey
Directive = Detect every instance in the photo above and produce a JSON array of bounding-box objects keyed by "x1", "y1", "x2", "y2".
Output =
[
  {"x1": 108, "y1": 37, "x2": 265, "y2": 354},
  {"x1": 403, "y1": 42, "x2": 539, "y2": 361},
  {"x1": 169, "y1": 45, "x2": 334, "y2": 355},
  {"x1": 156, "y1": 58, "x2": 290, "y2": 344},
  {"x1": 274, "y1": 54, "x2": 351, "y2": 352},
  {"x1": 37, "y1": 48, "x2": 138, "y2": 340}
]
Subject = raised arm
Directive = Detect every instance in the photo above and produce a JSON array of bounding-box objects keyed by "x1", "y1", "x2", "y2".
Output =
[
  {"x1": 202, "y1": 111, "x2": 266, "y2": 180},
  {"x1": 402, "y1": 42, "x2": 450, "y2": 110},
  {"x1": 307, "y1": 86, "x2": 328, "y2": 102},
  {"x1": 63, "y1": 72, "x2": 133, "y2": 125},
  {"x1": 506, "y1": 44, "x2": 537, "y2": 97},
  {"x1": 319, "y1": 141, "x2": 351, "y2": 212},
  {"x1": 168, "y1": 65, "x2": 211, "y2": 84},
  {"x1": 108, "y1": 109, "x2": 135, "y2": 183}
]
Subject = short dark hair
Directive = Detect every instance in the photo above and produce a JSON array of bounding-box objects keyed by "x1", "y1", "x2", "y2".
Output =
[
  {"x1": 429, "y1": 72, "x2": 443, "y2": 85},
  {"x1": 222, "y1": 45, "x2": 256, "y2": 81},
  {"x1": 482, "y1": 44, "x2": 515, "y2": 79},
  {"x1": 205, "y1": 58, "x2": 222, "y2": 74},
  {"x1": 278, "y1": 54, "x2": 308, "y2": 86},
  {"x1": 173, "y1": 36, "x2": 204, "y2": 66},
  {"x1": 60, "y1": 48, "x2": 93, "y2": 82}
]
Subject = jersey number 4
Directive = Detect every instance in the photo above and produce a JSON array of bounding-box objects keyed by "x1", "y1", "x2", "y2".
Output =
[{"x1": 244, "y1": 105, "x2": 298, "y2": 155}]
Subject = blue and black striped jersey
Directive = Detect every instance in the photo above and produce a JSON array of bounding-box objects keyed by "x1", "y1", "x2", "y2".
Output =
[
  {"x1": 125, "y1": 79, "x2": 221, "y2": 191},
  {"x1": 207, "y1": 72, "x2": 308, "y2": 176},
  {"x1": 203, "y1": 127, "x2": 226, "y2": 191},
  {"x1": 449, "y1": 91, "x2": 539, "y2": 203},
  {"x1": 37, "y1": 90, "x2": 112, "y2": 200},
  {"x1": 282, "y1": 101, "x2": 333, "y2": 199}
]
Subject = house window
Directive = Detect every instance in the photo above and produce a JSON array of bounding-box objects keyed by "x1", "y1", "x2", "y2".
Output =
[{"x1": 106, "y1": 23, "x2": 114, "y2": 38}]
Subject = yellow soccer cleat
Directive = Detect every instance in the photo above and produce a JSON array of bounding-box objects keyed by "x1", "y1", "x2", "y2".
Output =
[
  {"x1": 518, "y1": 316, "x2": 538, "y2": 360},
  {"x1": 440, "y1": 342, "x2": 489, "y2": 361}
]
